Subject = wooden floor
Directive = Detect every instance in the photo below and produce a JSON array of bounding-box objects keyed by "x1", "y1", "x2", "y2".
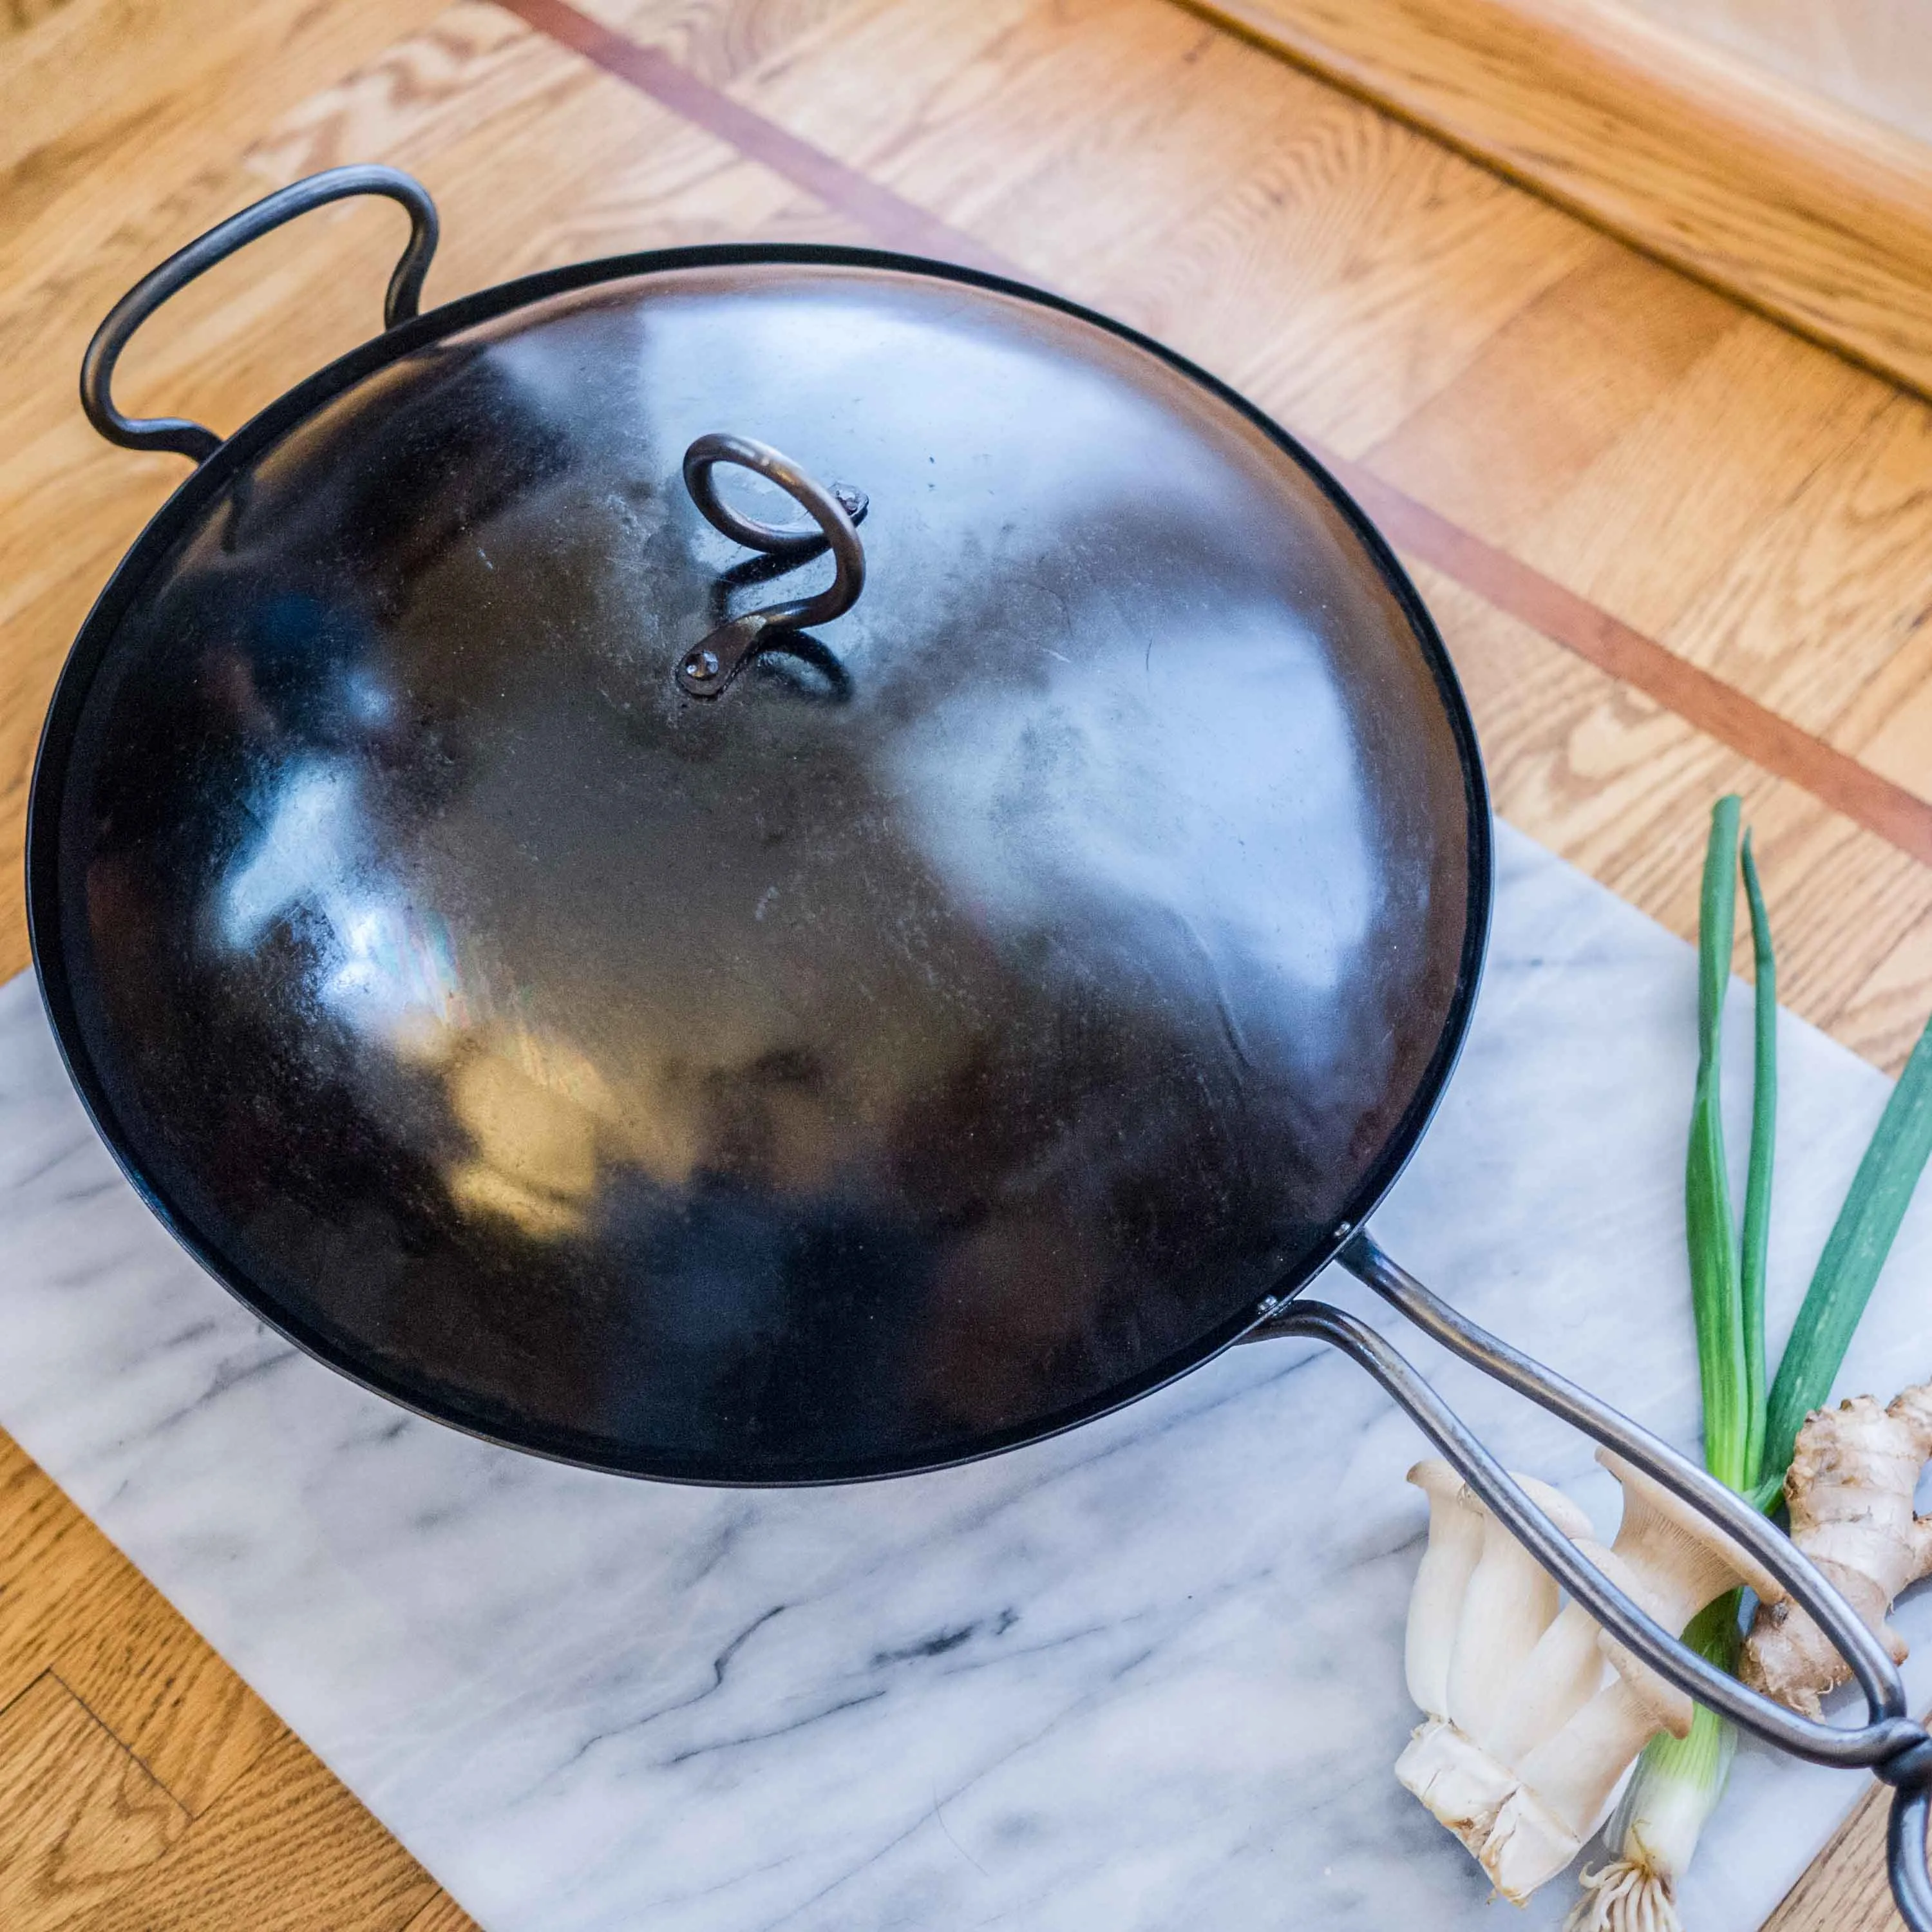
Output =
[
  {"x1": 1619, "y1": 0, "x2": 1932, "y2": 146},
  {"x1": 2, "y1": 0, "x2": 1930, "y2": 1926}
]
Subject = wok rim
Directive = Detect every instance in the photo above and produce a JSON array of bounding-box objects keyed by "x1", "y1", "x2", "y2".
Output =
[{"x1": 25, "y1": 240, "x2": 1494, "y2": 1485}]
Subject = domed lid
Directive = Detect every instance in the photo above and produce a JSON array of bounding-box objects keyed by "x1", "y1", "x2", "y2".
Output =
[{"x1": 34, "y1": 252, "x2": 1488, "y2": 1480}]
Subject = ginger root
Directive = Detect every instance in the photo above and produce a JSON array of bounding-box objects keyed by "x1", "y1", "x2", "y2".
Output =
[{"x1": 1743, "y1": 1379, "x2": 1932, "y2": 1716}]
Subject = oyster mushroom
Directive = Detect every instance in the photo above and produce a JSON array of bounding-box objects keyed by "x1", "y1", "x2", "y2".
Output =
[
  {"x1": 1402, "y1": 1459, "x2": 1486, "y2": 1718},
  {"x1": 1392, "y1": 1448, "x2": 1789, "y2": 1905},
  {"x1": 1396, "y1": 1471, "x2": 1592, "y2": 1852},
  {"x1": 1598, "y1": 1448, "x2": 1786, "y2": 1631},
  {"x1": 1482, "y1": 1638, "x2": 1693, "y2": 1904}
]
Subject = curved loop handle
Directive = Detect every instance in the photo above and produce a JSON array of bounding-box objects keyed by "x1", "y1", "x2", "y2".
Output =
[
  {"x1": 1246, "y1": 1232, "x2": 1932, "y2": 1929},
  {"x1": 80, "y1": 164, "x2": 440, "y2": 465},
  {"x1": 677, "y1": 433, "x2": 867, "y2": 698}
]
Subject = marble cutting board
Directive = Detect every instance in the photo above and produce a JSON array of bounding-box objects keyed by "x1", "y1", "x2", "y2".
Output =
[{"x1": 3, "y1": 818, "x2": 1930, "y2": 1932}]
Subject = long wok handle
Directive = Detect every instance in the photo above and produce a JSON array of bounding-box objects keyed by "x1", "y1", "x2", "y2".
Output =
[
  {"x1": 1248, "y1": 1230, "x2": 1932, "y2": 1925},
  {"x1": 80, "y1": 165, "x2": 439, "y2": 466}
]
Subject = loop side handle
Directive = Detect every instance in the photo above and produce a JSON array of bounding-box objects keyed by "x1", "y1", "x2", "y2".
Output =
[
  {"x1": 80, "y1": 165, "x2": 440, "y2": 465},
  {"x1": 1245, "y1": 1231, "x2": 1932, "y2": 1929}
]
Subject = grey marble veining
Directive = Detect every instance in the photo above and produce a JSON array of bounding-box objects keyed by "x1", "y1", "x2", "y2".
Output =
[{"x1": 3, "y1": 819, "x2": 1931, "y2": 1931}]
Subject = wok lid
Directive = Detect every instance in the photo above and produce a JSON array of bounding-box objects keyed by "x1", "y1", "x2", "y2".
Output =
[{"x1": 32, "y1": 249, "x2": 1488, "y2": 1480}]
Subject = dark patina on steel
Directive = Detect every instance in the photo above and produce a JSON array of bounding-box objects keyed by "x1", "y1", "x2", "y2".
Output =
[{"x1": 35, "y1": 167, "x2": 1932, "y2": 1922}]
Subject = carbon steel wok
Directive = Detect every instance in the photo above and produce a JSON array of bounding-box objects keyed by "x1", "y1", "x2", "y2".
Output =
[{"x1": 28, "y1": 166, "x2": 1932, "y2": 1917}]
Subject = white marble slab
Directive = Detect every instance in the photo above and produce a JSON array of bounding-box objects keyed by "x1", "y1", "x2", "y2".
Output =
[{"x1": 3, "y1": 819, "x2": 1929, "y2": 1931}]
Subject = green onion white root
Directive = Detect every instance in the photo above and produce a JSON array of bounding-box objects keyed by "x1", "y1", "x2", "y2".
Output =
[{"x1": 1564, "y1": 1597, "x2": 1739, "y2": 1932}]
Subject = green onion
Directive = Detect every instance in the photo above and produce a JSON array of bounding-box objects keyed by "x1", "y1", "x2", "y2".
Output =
[
  {"x1": 1686, "y1": 797, "x2": 1752, "y2": 1492},
  {"x1": 1571, "y1": 799, "x2": 1769, "y2": 1932},
  {"x1": 1757, "y1": 1003, "x2": 1932, "y2": 1508},
  {"x1": 1575, "y1": 800, "x2": 1932, "y2": 1926},
  {"x1": 1580, "y1": 802, "x2": 1932, "y2": 1927},
  {"x1": 1738, "y1": 831, "x2": 1775, "y2": 1492},
  {"x1": 1592, "y1": 1597, "x2": 1742, "y2": 1895}
]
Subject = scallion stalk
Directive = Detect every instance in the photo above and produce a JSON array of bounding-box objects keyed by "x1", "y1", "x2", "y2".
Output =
[
  {"x1": 1570, "y1": 799, "x2": 1768, "y2": 1932},
  {"x1": 1687, "y1": 797, "x2": 1752, "y2": 1493},
  {"x1": 1574, "y1": 800, "x2": 1932, "y2": 1928},
  {"x1": 1738, "y1": 832, "x2": 1775, "y2": 1489},
  {"x1": 1573, "y1": 1596, "x2": 1742, "y2": 1931},
  {"x1": 1756, "y1": 1003, "x2": 1932, "y2": 1508}
]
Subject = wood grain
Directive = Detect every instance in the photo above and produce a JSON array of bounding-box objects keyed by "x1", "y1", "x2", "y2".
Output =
[
  {"x1": 717, "y1": 0, "x2": 1605, "y2": 456},
  {"x1": 1618, "y1": 0, "x2": 1932, "y2": 150},
  {"x1": 2, "y1": 0, "x2": 71, "y2": 31},
  {"x1": 574, "y1": 0, "x2": 898, "y2": 88},
  {"x1": 401, "y1": 1892, "x2": 487, "y2": 1932},
  {"x1": 0, "y1": 1673, "x2": 187, "y2": 1930},
  {"x1": 1363, "y1": 239, "x2": 1740, "y2": 545},
  {"x1": 50, "y1": 1563, "x2": 286, "y2": 1821},
  {"x1": 1, "y1": 0, "x2": 1932, "y2": 1927},
  {"x1": 1351, "y1": 246, "x2": 1932, "y2": 810},
  {"x1": 1184, "y1": 0, "x2": 1932, "y2": 401},
  {"x1": 1336, "y1": 455, "x2": 1932, "y2": 872},
  {"x1": 0, "y1": 1432, "x2": 287, "y2": 1819},
  {"x1": 1410, "y1": 560, "x2": 1932, "y2": 1059},
  {"x1": 1490, "y1": 312, "x2": 1892, "y2": 645},
  {"x1": 0, "y1": 1437, "x2": 120, "y2": 1712},
  {"x1": 499, "y1": 0, "x2": 1010, "y2": 267},
  {"x1": 80, "y1": 1731, "x2": 438, "y2": 1932}
]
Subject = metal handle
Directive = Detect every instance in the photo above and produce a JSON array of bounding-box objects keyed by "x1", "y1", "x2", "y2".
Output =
[
  {"x1": 80, "y1": 164, "x2": 440, "y2": 465},
  {"x1": 677, "y1": 433, "x2": 867, "y2": 697},
  {"x1": 1247, "y1": 1231, "x2": 1932, "y2": 1926}
]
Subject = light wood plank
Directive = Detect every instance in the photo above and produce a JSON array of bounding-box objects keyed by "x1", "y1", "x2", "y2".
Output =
[
  {"x1": 80, "y1": 1730, "x2": 438, "y2": 1932},
  {"x1": 1619, "y1": 0, "x2": 1932, "y2": 149},
  {"x1": 0, "y1": 1437, "x2": 126, "y2": 1714},
  {"x1": 0, "y1": 1673, "x2": 187, "y2": 1932},
  {"x1": 1349, "y1": 247, "x2": 1932, "y2": 797},
  {"x1": 1666, "y1": 397, "x2": 1932, "y2": 759},
  {"x1": 1365, "y1": 240, "x2": 1740, "y2": 547},
  {"x1": 717, "y1": 0, "x2": 1604, "y2": 456},
  {"x1": 0, "y1": 0, "x2": 450, "y2": 195},
  {"x1": 1506, "y1": 312, "x2": 1893, "y2": 643},
  {"x1": 2, "y1": 0, "x2": 73, "y2": 32},
  {"x1": 0, "y1": 1436, "x2": 284, "y2": 1818},
  {"x1": 1187, "y1": 0, "x2": 1932, "y2": 399},
  {"x1": 576, "y1": 0, "x2": 896, "y2": 86},
  {"x1": 1833, "y1": 902, "x2": 1932, "y2": 1076},
  {"x1": 52, "y1": 1563, "x2": 286, "y2": 1820},
  {"x1": 401, "y1": 1891, "x2": 487, "y2": 1932},
  {"x1": 1414, "y1": 560, "x2": 1932, "y2": 1070}
]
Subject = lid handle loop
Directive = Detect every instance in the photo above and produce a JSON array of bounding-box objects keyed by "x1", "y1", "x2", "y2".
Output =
[{"x1": 677, "y1": 433, "x2": 867, "y2": 698}]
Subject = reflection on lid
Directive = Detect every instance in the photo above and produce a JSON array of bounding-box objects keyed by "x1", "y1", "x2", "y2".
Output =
[
  {"x1": 444, "y1": 1031, "x2": 609, "y2": 1237},
  {"x1": 213, "y1": 752, "x2": 697, "y2": 1236}
]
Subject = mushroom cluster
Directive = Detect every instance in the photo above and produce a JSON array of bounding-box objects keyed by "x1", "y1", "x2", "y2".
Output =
[{"x1": 1396, "y1": 1454, "x2": 1785, "y2": 1902}]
